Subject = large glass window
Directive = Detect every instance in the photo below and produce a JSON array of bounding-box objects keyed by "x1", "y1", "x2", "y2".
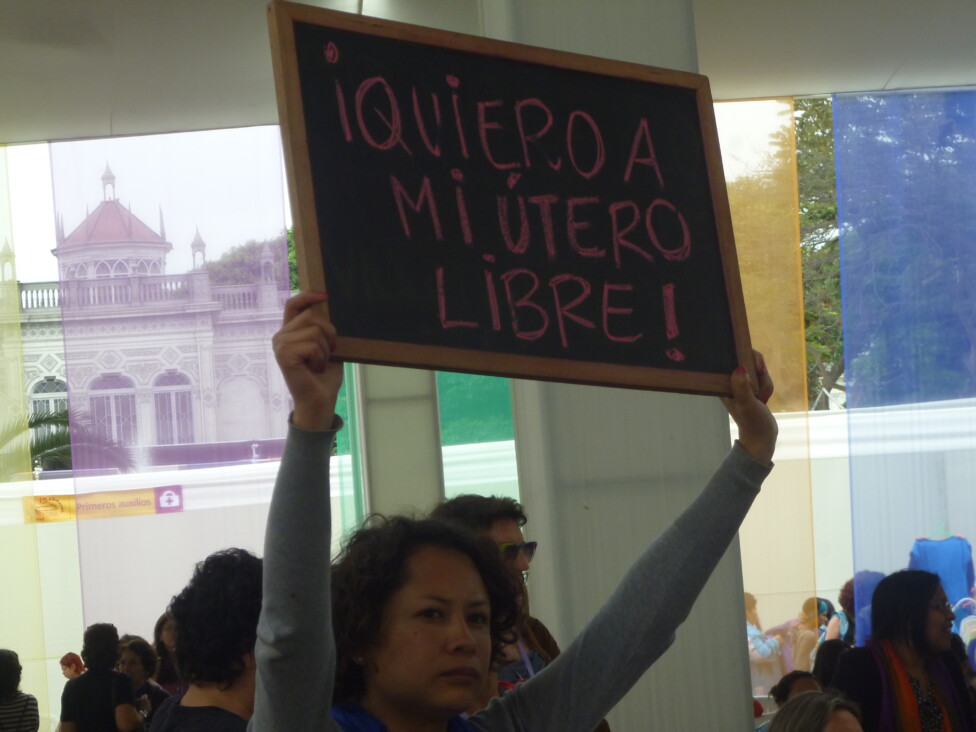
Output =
[
  {"x1": 30, "y1": 376, "x2": 67, "y2": 416},
  {"x1": 89, "y1": 373, "x2": 137, "y2": 446},
  {"x1": 30, "y1": 376, "x2": 67, "y2": 439},
  {"x1": 153, "y1": 371, "x2": 193, "y2": 445}
]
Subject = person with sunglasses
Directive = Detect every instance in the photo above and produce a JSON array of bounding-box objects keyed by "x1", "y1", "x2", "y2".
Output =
[{"x1": 429, "y1": 494, "x2": 612, "y2": 731}]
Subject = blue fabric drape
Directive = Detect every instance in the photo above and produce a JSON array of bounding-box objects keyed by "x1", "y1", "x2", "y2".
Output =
[{"x1": 835, "y1": 90, "x2": 976, "y2": 645}]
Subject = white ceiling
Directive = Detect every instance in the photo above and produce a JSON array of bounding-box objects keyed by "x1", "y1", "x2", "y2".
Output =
[
  {"x1": 1, "y1": 0, "x2": 975, "y2": 144},
  {"x1": 694, "y1": 0, "x2": 976, "y2": 100}
]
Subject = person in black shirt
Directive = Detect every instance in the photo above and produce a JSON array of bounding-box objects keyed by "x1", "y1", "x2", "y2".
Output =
[
  {"x1": 150, "y1": 549, "x2": 262, "y2": 732},
  {"x1": 60, "y1": 623, "x2": 142, "y2": 732}
]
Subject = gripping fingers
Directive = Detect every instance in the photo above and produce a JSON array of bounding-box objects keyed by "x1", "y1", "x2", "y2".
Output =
[
  {"x1": 281, "y1": 291, "x2": 329, "y2": 327},
  {"x1": 273, "y1": 324, "x2": 332, "y2": 371}
]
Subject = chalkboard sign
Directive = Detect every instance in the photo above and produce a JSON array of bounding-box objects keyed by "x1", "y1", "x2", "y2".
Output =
[{"x1": 268, "y1": 1, "x2": 752, "y2": 396}]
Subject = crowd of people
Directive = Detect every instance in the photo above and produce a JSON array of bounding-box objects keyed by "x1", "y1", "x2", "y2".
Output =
[
  {"x1": 0, "y1": 292, "x2": 774, "y2": 731},
  {"x1": 0, "y1": 621, "x2": 177, "y2": 732},
  {"x1": 4, "y1": 292, "x2": 973, "y2": 731},
  {"x1": 748, "y1": 571, "x2": 976, "y2": 731}
]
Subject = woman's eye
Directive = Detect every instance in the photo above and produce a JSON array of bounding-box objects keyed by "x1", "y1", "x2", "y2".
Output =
[
  {"x1": 469, "y1": 613, "x2": 489, "y2": 625},
  {"x1": 419, "y1": 608, "x2": 443, "y2": 619}
]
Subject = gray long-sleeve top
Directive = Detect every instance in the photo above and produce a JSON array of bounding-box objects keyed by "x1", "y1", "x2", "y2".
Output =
[{"x1": 250, "y1": 424, "x2": 771, "y2": 731}]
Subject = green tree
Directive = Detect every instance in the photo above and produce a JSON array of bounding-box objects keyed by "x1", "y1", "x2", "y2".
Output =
[
  {"x1": 794, "y1": 97, "x2": 843, "y2": 409},
  {"x1": 287, "y1": 228, "x2": 299, "y2": 291},
  {"x1": 203, "y1": 234, "x2": 289, "y2": 286}
]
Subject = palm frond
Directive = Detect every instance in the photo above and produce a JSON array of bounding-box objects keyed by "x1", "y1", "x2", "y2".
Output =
[{"x1": 2, "y1": 408, "x2": 136, "y2": 474}]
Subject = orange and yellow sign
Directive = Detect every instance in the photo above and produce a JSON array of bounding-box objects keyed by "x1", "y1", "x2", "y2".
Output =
[{"x1": 23, "y1": 486, "x2": 181, "y2": 523}]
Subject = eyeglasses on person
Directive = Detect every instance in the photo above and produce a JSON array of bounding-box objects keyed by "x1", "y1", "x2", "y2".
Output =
[{"x1": 499, "y1": 541, "x2": 538, "y2": 563}]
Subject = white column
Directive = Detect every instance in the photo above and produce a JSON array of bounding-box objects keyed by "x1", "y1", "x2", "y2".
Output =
[
  {"x1": 357, "y1": 364, "x2": 444, "y2": 516},
  {"x1": 496, "y1": 2, "x2": 753, "y2": 729}
]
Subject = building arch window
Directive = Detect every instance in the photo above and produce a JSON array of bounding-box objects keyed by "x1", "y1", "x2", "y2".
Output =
[
  {"x1": 153, "y1": 371, "x2": 193, "y2": 445},
  {"x1": 66, "y1": 263, "x2": 89, "y2": 280},
  {"x1": 150, "y1": 261, "x2": 162, "y2": 274},
  {"x1": 30, "y1": 377, "x2": 68, "y2": 438},
  {"x1": 112, "y1": 260, "x2": 130, "y2": 276},
  {"x1": 134, "y1": 260, "x2": 149, "y2": 275},
  {"x1": 89, "y1": 373, "x2": 137, "y2": 446},
  {"x1": 95, "y1": 261, "x2": 112, "y2": 278}
]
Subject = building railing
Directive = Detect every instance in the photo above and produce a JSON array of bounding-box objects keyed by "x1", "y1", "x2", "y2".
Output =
[
  {"x1": 213, "y1": 285, "x2": 258, "y2": 310},
  {"x1": 19, "y1": 278, "x2": 287, "y2": 313},
  {"x1": 20, "y1": 282, "x2": 61, "y2": 310}
]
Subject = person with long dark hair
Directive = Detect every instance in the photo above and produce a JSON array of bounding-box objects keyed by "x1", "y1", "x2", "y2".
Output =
[
  {"x1": 832, "y1": 569, "x2": 975, "y2": 731},
  {"x1": 152, "y1": 612, "x2": 183, "y2": 697},
  {"x1": 0, "y1": 649, "x2": 38, "y2": 732}
]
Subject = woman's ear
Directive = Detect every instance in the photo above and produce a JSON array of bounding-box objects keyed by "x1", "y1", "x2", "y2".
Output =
[{"x1": 242, "y1": 650, "x2": 257, "y2": 672}]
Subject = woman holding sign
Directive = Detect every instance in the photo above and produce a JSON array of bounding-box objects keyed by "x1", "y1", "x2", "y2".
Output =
[{"x1": 252, "y1": 291, "x2": 777, "y2": 732}]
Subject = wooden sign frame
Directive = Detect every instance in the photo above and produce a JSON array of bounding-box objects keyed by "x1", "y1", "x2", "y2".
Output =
[{"x1": 268, "y1": 1, "x2": 752, "y2": 396}]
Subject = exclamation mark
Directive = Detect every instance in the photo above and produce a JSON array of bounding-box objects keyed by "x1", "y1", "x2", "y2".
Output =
[{"x1": 663, "y1": 283, "x2": 684, "y2": 362}]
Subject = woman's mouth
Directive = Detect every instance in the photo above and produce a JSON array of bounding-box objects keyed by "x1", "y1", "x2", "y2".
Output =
[{"x1": 441, "y1": 666, "x2": 481, "y2": 682}]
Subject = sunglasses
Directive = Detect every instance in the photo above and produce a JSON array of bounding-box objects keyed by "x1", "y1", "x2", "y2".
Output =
[{"x1": 499, "y1": 541, "x2": 538, "y2": 563}]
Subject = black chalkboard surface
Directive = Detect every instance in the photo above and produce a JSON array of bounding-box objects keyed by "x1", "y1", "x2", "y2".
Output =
[{"x1": 268, "y1": 1, "x2": 752, "y2": 395}]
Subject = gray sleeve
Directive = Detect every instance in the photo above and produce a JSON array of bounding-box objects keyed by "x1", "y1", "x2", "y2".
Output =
[
  {"x1": 471, "y1": 443, "x2": 771, "y2": 732},
  {"x1": 249, "y1": 420, "x2": 343, "y2": 732}
]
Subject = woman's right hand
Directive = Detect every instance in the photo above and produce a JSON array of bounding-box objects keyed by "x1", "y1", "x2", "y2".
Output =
[
  {"x1": 721, "y1": 350, "x2": 777, "y2": 465},
  {"x1": 272, "y1": 292, "x2": 344, "y2": 431}
]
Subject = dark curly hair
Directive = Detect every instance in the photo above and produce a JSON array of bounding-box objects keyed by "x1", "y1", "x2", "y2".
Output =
[
  {"x1": 0, "y1": 649, "x2": 22, "y2": 699},
  {"x1": 120, "y1": 636, "x2": 158, "y2": 678},
  {"x1": 770, "y1": 670, "x2": 820, "y2": 706},
  {"x1": 169, "y1": 548, "x2": 262, "y2": 688},
  {"x1": 871, "y1": 569, "x2": 942, "y2": 655},
  {"x1": 332, "y1": 516, "x2": 521, "y2": 703},
  {"x1": 81, "y1": 623, "x2": 121, "y2": 670},
  {"x1": 430, "y1": 494, "x2": 527, "y2": 532}
]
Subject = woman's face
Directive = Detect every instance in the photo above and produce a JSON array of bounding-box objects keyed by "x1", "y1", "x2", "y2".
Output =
[
  {"x1": 161, "y1": 618, "x2": 177, "y2": 652},
  {"x1": 118, "y1": 649, "x2": 147, "y2": 687},
  {"x1": 924, "y1": 585, "x2": 955, "y2": 654},
  {"x1": 61, "y1": 663, "x2": 79, "y2": 679},
  {"x1": 359, "y1": 545, "x2": 492, "y2": 728}
]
